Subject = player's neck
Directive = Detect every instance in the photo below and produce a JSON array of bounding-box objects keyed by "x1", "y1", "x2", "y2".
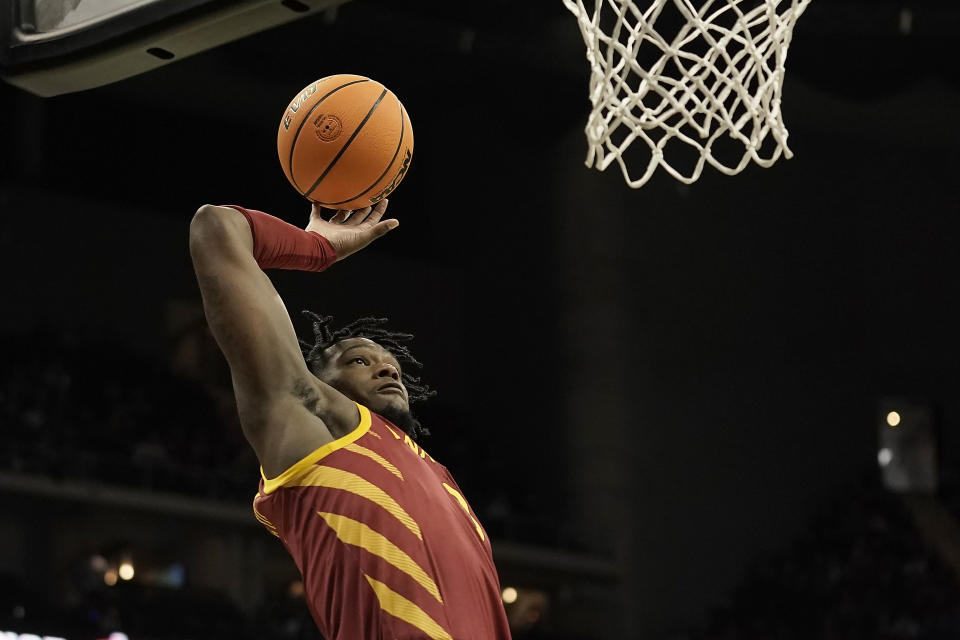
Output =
[{"x1": 377, "y1": 405, "x2": 427, "y2": 441}]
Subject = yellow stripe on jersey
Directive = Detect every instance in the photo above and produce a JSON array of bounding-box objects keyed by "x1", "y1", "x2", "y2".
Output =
[
  {"x1": 253, "y1": 495, "x2": 280, "y2": 537},
  {"x1": 253, "y1": 511, "x2": 277, "y2": 530},
  {"x1": 382, "y1": 423, "x2": 401, "y2": 440},
  {"x1": 290, "y1": 465, "x2": 422, "y2": 540},
  {"x1": 344, "y1": 443, "x2": 403, "y2": 480},
  {"x1": 363, "y1": 574, "x2": 453, "y2": 640},
  {"x1": 318, "y1": 512, "x2": 441, "y2": 603},
  {"x1": 442, "y1": 483, "x2": 485, "y2": 542},
  {"x1": 252, "y1": 496, "x2": 273, "y2": 526},
  {"x1": 260, "y1": 403, "x2": 372, "y2": 494}
]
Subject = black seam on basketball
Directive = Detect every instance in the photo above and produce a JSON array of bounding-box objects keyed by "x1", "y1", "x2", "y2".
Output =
[
  {"x1": 304, "y1": 88, "x2": 389, "y2": 199},
  {"x1": 315, "y1": 94, "x2": 406, "y2": 206},
  {"x1": 287, "y1": 79, "x2": 369, "y2": 192}
]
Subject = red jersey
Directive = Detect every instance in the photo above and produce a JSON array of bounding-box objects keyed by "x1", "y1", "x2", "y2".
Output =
[{"x1": 253, "y1": 404, "x2": 512, "y2": 640}]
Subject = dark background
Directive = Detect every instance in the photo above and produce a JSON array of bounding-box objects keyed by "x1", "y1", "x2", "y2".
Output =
[{"x1": 2, "y1": 0, "x2": 960, "y2": 638}]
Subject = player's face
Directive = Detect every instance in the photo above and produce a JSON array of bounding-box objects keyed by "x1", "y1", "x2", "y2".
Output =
[{"x1": 319, "y1": 338, "x2": 410, "y2": 414}]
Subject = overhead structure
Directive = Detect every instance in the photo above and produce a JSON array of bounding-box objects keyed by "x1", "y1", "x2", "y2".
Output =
[{"x1": 1, "y1": 0, "x2": 349, "y2": 96}]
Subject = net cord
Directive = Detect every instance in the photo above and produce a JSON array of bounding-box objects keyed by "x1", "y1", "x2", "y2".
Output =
[{"x1": 564, "y1": 0, "x2": 811, "y2": 188}]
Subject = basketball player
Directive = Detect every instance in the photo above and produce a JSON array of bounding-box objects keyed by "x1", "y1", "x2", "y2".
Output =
[{"x1": 189, "y1": 199, "x2": 511, "y2": 639}]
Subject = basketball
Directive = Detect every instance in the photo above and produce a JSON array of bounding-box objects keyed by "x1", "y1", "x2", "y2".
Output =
[{"x1": 277, "y1": 74, "x2": 413, "y2": 210}]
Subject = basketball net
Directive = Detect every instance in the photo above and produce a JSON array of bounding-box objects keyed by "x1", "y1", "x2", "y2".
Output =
[{"x1": 563, "y1": 0, "x2": 811, "y2": 188}]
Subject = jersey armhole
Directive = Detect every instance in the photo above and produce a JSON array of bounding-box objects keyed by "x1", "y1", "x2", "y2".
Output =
[{"x1": 259, "y1": 403, "x2": 371, "y2": 494}]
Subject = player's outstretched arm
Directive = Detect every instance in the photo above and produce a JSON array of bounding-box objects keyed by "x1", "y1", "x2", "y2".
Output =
[{"x1": 188, "y1": 200, "x2": 397, "y2": 476}]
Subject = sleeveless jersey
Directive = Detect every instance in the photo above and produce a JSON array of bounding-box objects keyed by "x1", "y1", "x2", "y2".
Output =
[{"x1": 253, "y1": 404, "x2": 512, "y2": 640}]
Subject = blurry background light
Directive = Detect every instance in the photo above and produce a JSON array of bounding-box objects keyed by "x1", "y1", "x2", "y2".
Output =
[
  {"x1": 89, "y1": 554, "x2": 108, "y2": 572},
  {"x1": 288, "y1": 580, "x2": 304, "y2": 598},
  {"x1": 878, "y1": 448, "x2": 893, "y2": 466},
  {"x1": 878, "y1": 398, "x2": 938, "y2": 494},
  {"x1": 502, "y1": 586, "x2": 518, "y2": 604},
  {"x1": 118, "y1": 561, "x2": 135, "y2": 581}
]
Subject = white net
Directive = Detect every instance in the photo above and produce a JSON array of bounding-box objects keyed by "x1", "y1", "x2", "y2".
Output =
[{"x1": 563, "y1": 0, "x2": 811, "y2": 187}]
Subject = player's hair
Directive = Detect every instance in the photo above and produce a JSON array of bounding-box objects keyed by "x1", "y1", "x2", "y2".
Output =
[{"x1": 299, "y1": 311, "x2": 436, "y2": 405}]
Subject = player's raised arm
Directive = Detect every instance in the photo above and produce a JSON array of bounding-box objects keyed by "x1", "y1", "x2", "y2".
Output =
[{"x1": 188, "y1": 200, "x2": 397, "y2": 475}]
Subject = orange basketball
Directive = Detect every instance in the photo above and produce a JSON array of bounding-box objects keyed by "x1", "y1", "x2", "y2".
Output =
[{"x1": 277, "y1": 74, "x2": 413, "y2": 210}]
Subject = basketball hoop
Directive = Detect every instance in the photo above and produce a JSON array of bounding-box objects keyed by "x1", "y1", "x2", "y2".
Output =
[{"x1": 563, "y1": 0, "x2": 811, "y2": 188}]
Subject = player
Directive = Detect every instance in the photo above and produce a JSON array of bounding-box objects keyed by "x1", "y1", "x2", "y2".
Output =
[{"x1": 189, "y1": 199, "x2": 512, "y2": 639}]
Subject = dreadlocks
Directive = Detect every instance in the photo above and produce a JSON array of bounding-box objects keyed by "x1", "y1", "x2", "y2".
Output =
[{"x1": 299, "y1": 312, "x2": 435, "y2": 439}]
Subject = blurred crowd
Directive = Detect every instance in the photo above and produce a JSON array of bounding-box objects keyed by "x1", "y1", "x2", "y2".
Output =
[
  {"x1": 6, "y1": 471, "x2": 960, "y2": 640},
  {"x1": 0, "y1": 569, "x2": 323, "y2": 640},
  {"x1": 0, "y1": 329, "x2": 563, "y2": 546},
  {"x1": 672, "y1": 478, "x2": 960, "y2": 640},
  {"x1": 0, "y1": 332, "x2": 255, "y2": 500},
  {"x1": 7, "y1": 332, "x2": 960, "y2": 639}
]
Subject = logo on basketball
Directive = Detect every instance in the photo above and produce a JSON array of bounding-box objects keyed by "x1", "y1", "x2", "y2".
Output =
[
  {"x1": 314, "y1": 114, "x2": 343, "y2": 142},
  {"x1": 370, "y1": 149, "x2": 412, "y2": 204},
  {"x1": 288, "y1": 83, "x2": 317, "y2": 114}
]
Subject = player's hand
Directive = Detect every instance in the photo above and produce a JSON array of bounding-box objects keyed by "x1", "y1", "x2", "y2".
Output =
[{"x1": 305, "y1": 199, "x2": 398, "y2": 262}]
